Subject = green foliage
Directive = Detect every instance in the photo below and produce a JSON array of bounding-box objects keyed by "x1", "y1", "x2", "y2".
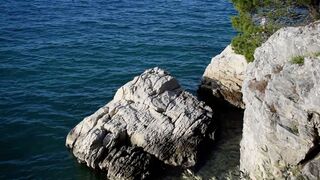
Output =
[
  {"x1": 297, "y1": 0, "x2": 312, "y2": 6},
  {"x1": 291, "y1": 56, "x2": 305, "y2": 64},
  {"x1": 230, "y1": 0, "x2": 320, "y2": 62},
  {"x1": 231, "y1": 13, "x2": 260, "y2": 33},
  {"x1": 231, "y1": 33, "x2": 262, "y2": 62},
  {"x1": 230, "y1": 0, "x2": 277, "y2": 62}
]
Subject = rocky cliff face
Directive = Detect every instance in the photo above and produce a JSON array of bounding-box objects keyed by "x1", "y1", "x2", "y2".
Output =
[
  {"x1": 241, "y1": 21, "x2": 320, "y2": 179},
  {"x1": 66, "y1": 67, "x2": 214, "y2": 179},
  {"x1": 200, "y1": 45, "x2": 247, "y2": 109}
]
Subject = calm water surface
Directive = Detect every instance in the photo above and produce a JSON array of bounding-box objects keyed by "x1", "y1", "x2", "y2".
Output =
[{"x1": 0, "y1": 0, "x2": 236, "y2": 179}]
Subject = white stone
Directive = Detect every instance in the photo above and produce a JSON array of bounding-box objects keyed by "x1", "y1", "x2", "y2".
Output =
[
  {"x1": 241, "y1": 21, "x2": 320, "y2": 179},
  {"x1": 66, "y1": 67, "x2": 214, "y2": 180},
  {"x1": 201, "y1": 45, "x2": 247, "y2": 108}
]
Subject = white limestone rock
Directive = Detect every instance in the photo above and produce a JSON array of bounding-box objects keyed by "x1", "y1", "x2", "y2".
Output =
[
  {"x1": 66, "y1": 67, "x2": 214, "y2": 180},
  {"x1": 200, "y1": 45, "x2": 247, "y2": 108},
  {"x1": 240, "y1": 21, "x2": 320, "y2": 179}
]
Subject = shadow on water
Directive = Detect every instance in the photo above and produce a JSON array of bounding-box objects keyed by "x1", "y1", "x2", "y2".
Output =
[
  {"x1": 68, "y1": 153, "x2": 107, "y2": 180},
  {"x1": 192, "y1": 87, "x2": 244, "y2": 179},
  {"x1": 155, "y1": 87, "x2": 244, "y2": 180}
]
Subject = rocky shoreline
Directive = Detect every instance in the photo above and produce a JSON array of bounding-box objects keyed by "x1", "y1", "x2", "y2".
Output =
[
  {"x1": 66, "y1": 68, "x2": 215, "y2": 179},
  {"x1": 66, "y1": 21, "x2": 320, "y2": 179}
]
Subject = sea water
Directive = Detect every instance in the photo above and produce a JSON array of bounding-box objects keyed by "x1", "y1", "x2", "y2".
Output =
[{"x1": 0, "y1": 0, "x2": 236, "y2": 179}]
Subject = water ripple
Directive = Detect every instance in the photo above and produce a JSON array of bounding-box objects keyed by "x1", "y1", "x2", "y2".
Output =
[{"x1": 0, "y1": 0, "x2": 236, "y2": 179}]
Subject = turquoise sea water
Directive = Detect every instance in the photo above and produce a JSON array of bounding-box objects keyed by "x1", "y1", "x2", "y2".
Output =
[{"x1": 0, "y1": 0, "x2": 236, "y2": 179}]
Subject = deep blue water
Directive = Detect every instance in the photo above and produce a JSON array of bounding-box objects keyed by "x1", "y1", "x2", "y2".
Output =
[{"x1": 0, "y1": 0, "x2": 236, "y2": 179}]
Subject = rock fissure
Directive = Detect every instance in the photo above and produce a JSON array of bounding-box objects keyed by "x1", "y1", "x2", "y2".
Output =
[{"x1": 299, "y1": 126, "x2": 320, "y2": 165}]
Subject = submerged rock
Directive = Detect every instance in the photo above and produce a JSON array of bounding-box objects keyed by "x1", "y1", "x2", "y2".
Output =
[
  {"x1": 200, "y1": 45, "x2": 247, "y2": 109},
  {"x1": 66, "y1": 67, "x2": 214, "y2": 179},
  {"x1": 241, "y1": 21, "x2": 320, "y2": 179}
]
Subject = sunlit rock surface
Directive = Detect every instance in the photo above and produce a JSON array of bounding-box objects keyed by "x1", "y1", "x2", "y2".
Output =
[
  {"x1": 241, "y1": 21, "x2": 320, "y2": 179},
  {"x1": 200, "y1": 45, "x2": 247, "y2": 109},
  {"x1": 66, "y1": 67, "x2": 214, "y2": 179}
]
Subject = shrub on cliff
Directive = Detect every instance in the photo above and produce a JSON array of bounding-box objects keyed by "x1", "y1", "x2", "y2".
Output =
[
  {"x1": 291, "y1": 55, "x2": 305, "y2": 65},
  {"x1": 231, "y1": 0, "x2": 320, "y2": 62}
]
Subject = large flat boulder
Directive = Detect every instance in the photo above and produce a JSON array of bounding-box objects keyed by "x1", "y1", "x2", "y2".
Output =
[
  {"x1": 241, "y1": 21, "x2": 320, "y2": 179},
  {"x1": 66, "y1": 67, "x2": 214, "y2": 179}
]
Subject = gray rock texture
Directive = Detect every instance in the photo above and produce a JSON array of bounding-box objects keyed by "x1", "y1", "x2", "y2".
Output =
[
  {"x1": 200, "y1": 45, "x2": 247, "y2": 109},
  {"x1": 66, "y1": 67, "x2": 214, "y2": 180},
  {"x1": 241, "y1": 21, "x2": 320, "y2": 179}
]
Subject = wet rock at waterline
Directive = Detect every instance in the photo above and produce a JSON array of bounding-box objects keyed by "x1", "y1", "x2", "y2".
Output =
[{"x1": 66, "y1": 67, "x2": 214, "y2": 179}]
